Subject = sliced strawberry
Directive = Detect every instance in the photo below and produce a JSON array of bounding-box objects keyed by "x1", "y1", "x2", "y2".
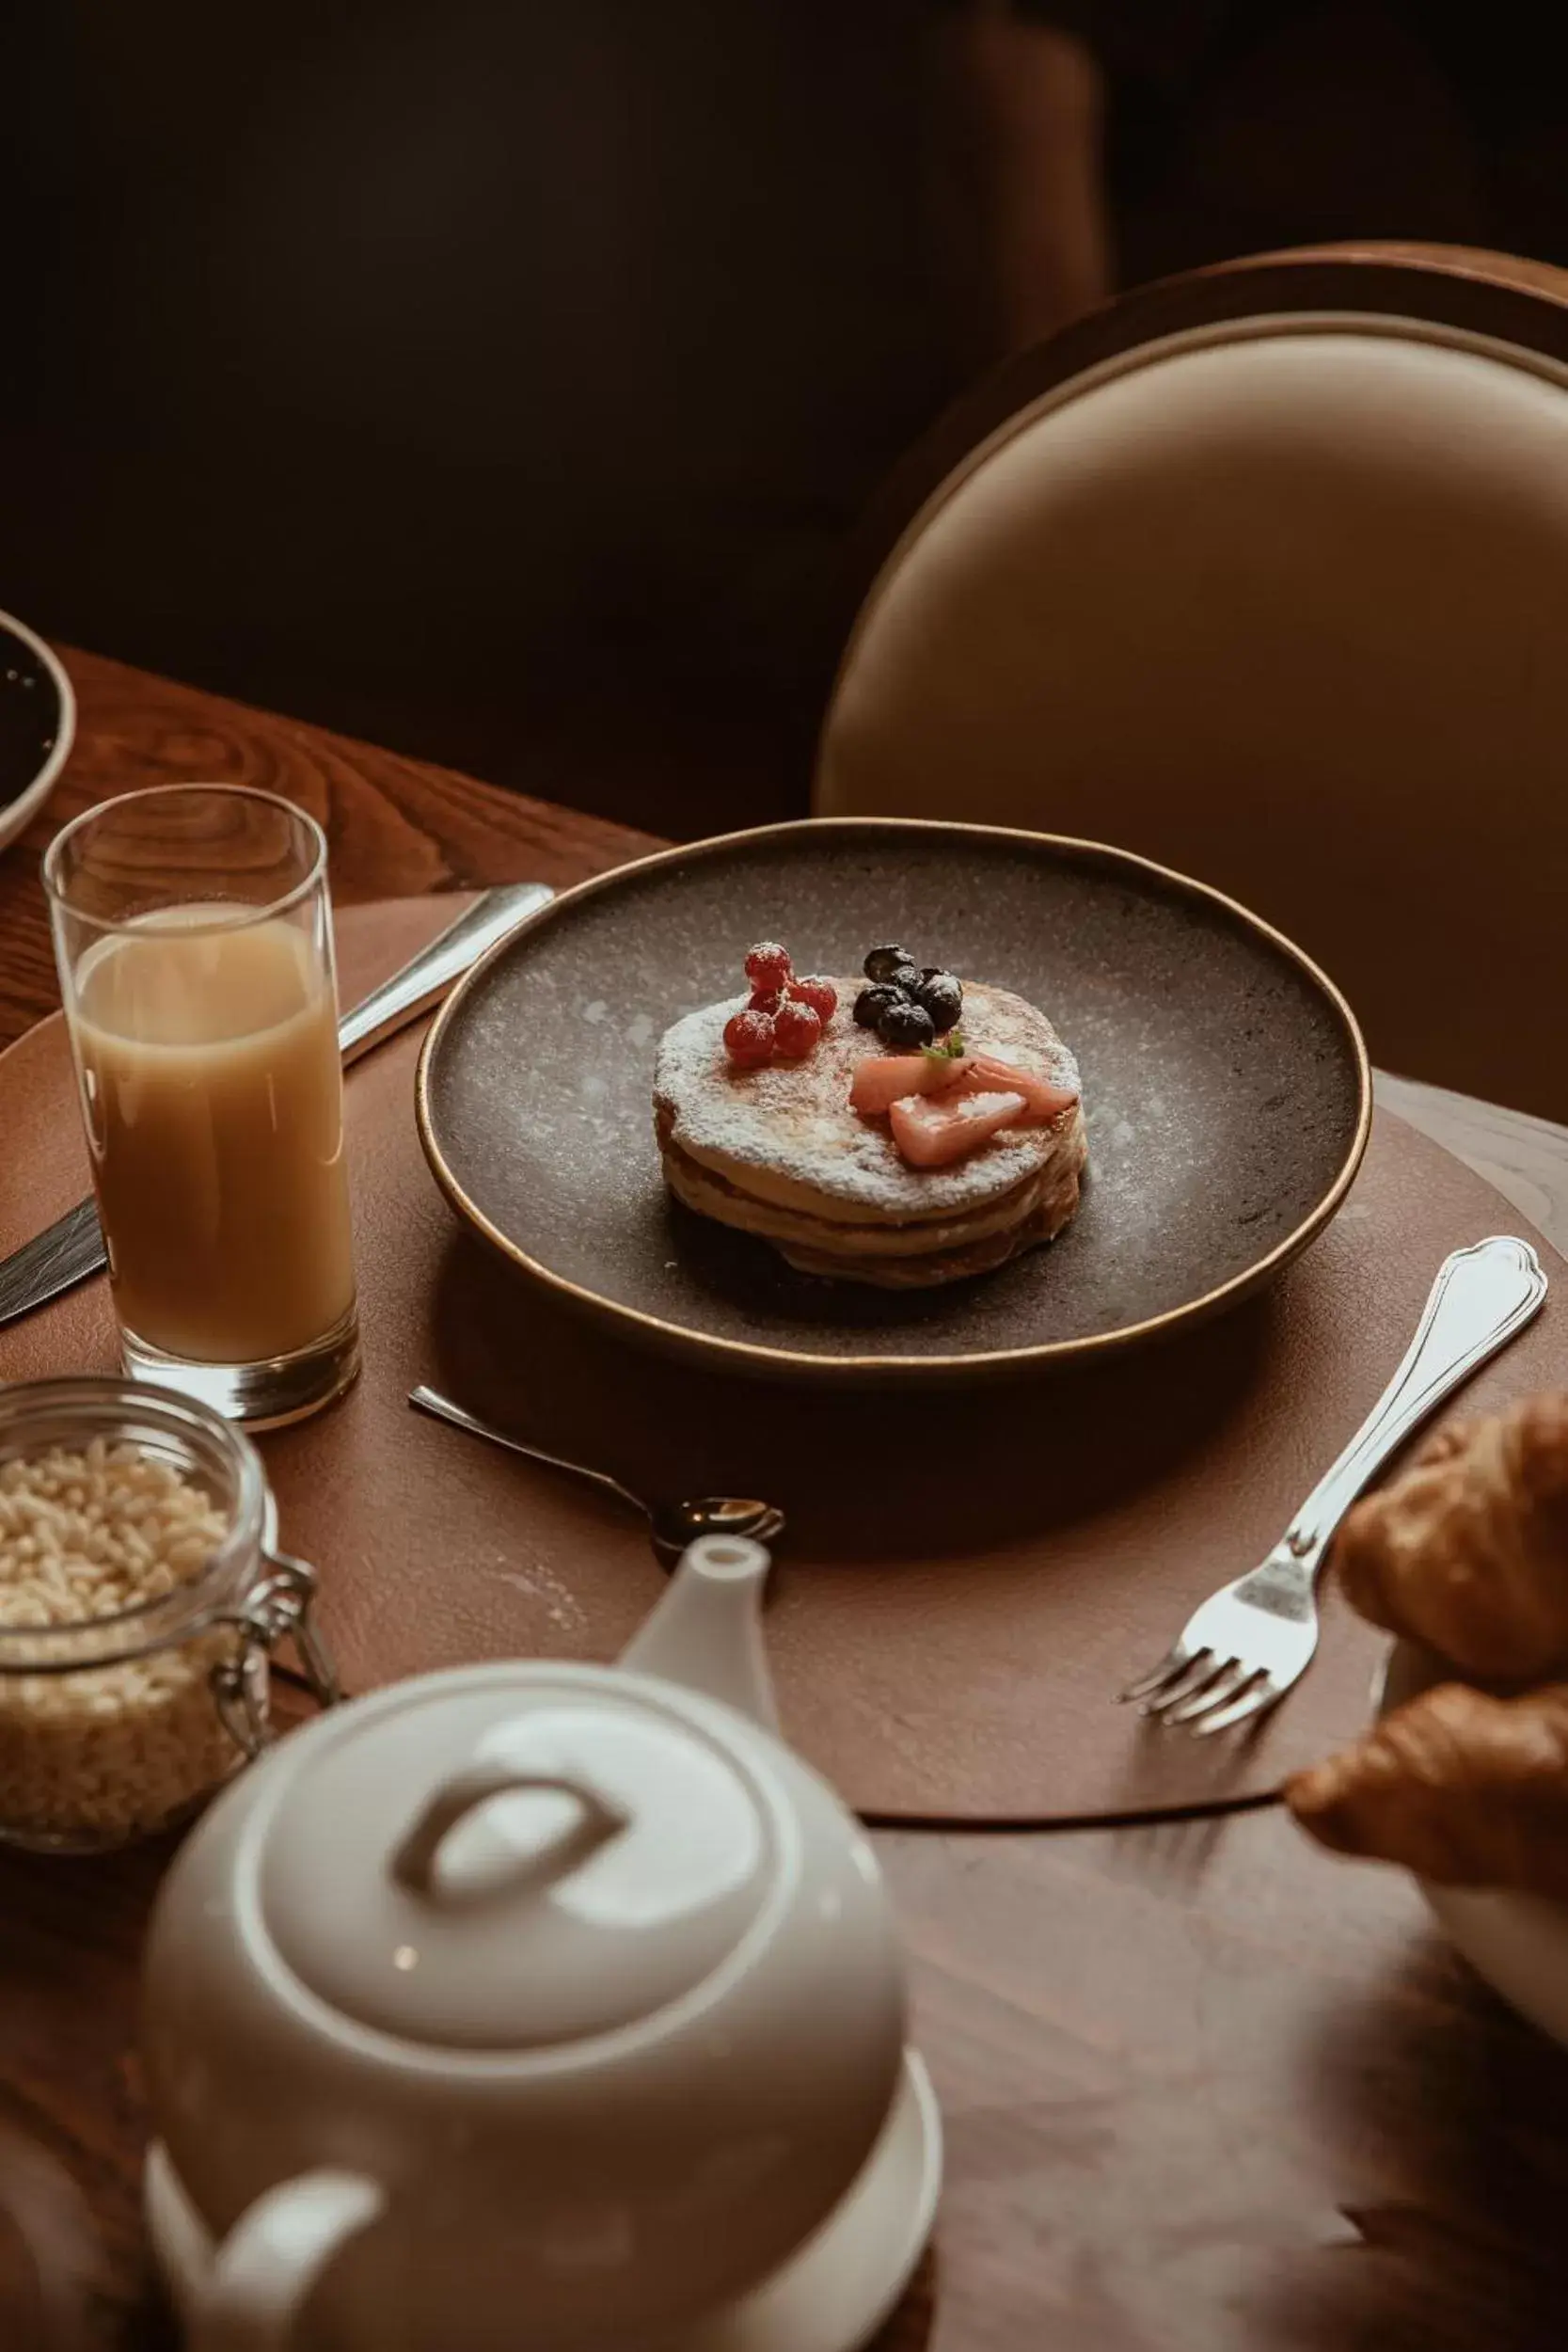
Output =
[
  {"x1": 889, "y1": 1089, "x2": 1027, "y2": 1168},
  {"x1": 849, "y1": 1053, "x2": 973, "y2": 1116},
  {"x1": 960, "y1": 1054, "x2": 1078, "y2": 1125}
]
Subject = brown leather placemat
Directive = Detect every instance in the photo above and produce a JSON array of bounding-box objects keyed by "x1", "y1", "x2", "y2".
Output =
[{"x1": 4, "y1": 895, "x2": 1565, "y2": 1824}]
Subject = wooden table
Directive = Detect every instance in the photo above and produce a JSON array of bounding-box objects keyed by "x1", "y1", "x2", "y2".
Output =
[{"x1": 5, "y1": 651, "x2": 1568, "y2": 2352}]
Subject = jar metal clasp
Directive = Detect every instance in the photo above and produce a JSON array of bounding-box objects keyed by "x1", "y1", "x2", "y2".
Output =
[{"x1": 211, "y1": 1547, "x2": 341, "y2": 1762}]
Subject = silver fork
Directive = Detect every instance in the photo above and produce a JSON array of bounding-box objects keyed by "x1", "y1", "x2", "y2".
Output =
[{"x1": 1119, "y1": 1234, "x2": 1548, "y2": 1736}]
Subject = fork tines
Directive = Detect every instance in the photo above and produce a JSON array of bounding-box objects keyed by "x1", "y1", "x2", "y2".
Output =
[{"x1": 1118, "y1": 1648, "x2": 1277, "y2": 1736}]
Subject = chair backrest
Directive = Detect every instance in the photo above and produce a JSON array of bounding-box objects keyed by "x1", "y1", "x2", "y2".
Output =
[{"x1": 816, "y1": 247, "x2": 1568, "y2": 1121}]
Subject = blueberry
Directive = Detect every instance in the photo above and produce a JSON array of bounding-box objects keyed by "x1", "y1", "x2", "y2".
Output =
[
  {"x1": 885, "y1": 961, "x2": 921, "y2": 995},
  {"x1": 878, "y1": 998, "x2": 935, "y2": 1050},
  {"x1": 913, "y1": 972, "x2": 963, "y2": 1032},
  {"x1": 854, "y1": 982, "x2": 907, "y2": 1029},
  {"x1": 863, "y1": 944, "x2": 913, "y2": 984}
]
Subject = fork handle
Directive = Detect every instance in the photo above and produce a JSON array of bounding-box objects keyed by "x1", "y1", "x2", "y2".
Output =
[{"x1": 1281, "y1": 1234, "x2": 1547, "y2": 1568}]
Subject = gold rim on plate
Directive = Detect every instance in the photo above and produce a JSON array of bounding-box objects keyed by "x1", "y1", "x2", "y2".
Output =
[{"x1": 415, "y1": 817, "x2": 1372, "y2": 1382}]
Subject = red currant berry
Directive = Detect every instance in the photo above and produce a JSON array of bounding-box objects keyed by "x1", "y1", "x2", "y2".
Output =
[
  {"x1": 772, "y1": 999, "x2": 822, "y2": 1058},
  {"x1": 748, "y1": 987, "x2": 784, "y2": 1015},
  {"x1": 787, "y1": 976, "x2": 837, "y2": 1024},
  {"x1": 744, "y1": 941, "x2": 792, "y2": 993},
  {"x1": 723, "y1": 1009, "x2": 775, "y2": 1068}
]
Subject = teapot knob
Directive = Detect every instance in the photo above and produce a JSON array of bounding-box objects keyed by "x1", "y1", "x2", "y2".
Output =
[{"x1": 390, "y1": 1761, "x2": 628, "y2": 1899}]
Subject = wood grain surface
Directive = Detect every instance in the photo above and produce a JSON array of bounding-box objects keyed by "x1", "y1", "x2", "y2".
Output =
[
  {"x1": 3, "y1": 652, "x2": 1568, "y2": 2350},
  {"x1": 0, "y1": 645, "x2": 660, "y2": 1057}
]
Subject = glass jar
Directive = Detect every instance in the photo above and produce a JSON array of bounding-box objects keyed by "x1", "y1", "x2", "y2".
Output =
[{"x1": 0, "y1": 1376, "x2": 338, "y2": 1852}]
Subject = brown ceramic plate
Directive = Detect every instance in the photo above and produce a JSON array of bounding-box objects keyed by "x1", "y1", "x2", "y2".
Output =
[{"x1": 417, "y1": 819, "x2": 1370, "y2": 1383}]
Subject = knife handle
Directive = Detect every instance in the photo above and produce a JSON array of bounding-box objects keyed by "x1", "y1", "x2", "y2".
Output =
[
  {"x1": 336, "y1": 882, "x2": 554, "y2": 1066},
  {"x1": 0, "y1": 1197, "x2": 106, "y2": 1318}
]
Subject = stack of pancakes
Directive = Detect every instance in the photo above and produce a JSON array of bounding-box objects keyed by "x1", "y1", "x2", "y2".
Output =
[{"x1": 653, "y1": 979, "x2": 1085, "y2": 1287}]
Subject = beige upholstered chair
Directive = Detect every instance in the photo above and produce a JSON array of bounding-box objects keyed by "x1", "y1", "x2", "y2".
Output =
[{"x1": 816, "y1": 247, "x2": 1568, "y2": 1122}]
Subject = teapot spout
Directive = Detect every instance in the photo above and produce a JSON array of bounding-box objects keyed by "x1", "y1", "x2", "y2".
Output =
[{"x1": 619, "y1": 1534, "x2": 778, "y2": 1731}]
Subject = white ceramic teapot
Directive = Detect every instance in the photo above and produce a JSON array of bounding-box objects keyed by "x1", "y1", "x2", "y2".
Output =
[{"x1": 140, "y1": 1536, "x2": 918, "y2": 2352}]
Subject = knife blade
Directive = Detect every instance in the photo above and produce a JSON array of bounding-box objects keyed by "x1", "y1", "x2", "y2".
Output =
[{"x1": 0, "y1": 881, "x2": 554, "y2": 1331}]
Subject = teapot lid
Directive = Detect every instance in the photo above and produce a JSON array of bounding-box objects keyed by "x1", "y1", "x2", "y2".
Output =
[{"x1": 254, "y1": 1669, "x2": 774, "y2": 2052}]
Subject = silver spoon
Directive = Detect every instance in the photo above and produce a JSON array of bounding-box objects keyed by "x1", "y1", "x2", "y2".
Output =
[{"x1": 407, "y1": 1386, "x2": 785, "y2": 1568}]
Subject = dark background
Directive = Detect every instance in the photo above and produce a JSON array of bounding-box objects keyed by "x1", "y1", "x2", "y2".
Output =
[{"x1": 4, "y1": 3, "x2": 1565, "y2": 836}]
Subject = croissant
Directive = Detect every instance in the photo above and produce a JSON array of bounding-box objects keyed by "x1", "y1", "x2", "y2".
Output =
[
  {"x1": 1286, "y1": 1679, "x2": 1568, "y2": 1898},
  {"x1": 1331, "y1": 1391, "x2": 1568, "y2": 1678}
]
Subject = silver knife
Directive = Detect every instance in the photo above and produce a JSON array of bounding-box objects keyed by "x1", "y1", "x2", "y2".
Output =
[{"x1": 0, "y1": 882, "x2": 554, "y2": 1330}]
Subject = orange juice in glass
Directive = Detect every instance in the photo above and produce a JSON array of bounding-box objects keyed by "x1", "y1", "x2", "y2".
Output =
[{"x1": 44, "y1": 786, "x2": 358, "y2": 1427}]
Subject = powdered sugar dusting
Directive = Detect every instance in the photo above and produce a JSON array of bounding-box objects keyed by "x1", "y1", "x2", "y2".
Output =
[{"x1": 654, "y1": 979, "x2": 1083, "y2": 1218}]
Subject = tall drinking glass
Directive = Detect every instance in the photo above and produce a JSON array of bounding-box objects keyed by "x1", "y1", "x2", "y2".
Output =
[{"x1": 43, "y1": 786, "x2": 359, "y2": 1427}]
